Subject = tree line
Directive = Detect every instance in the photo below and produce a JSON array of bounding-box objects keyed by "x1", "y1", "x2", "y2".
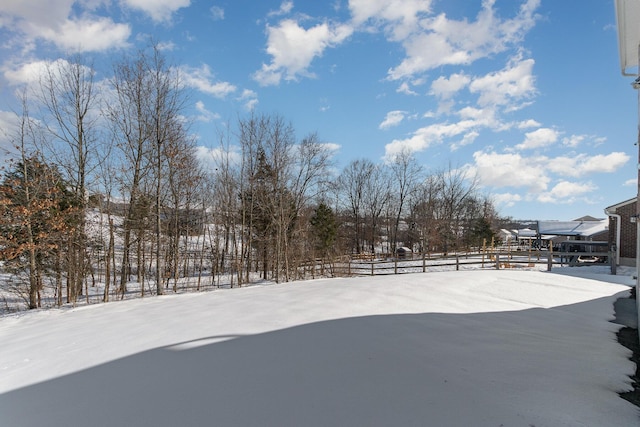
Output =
[{"x1": 0, "y1": 45, "x2": 500, "y2": 310}]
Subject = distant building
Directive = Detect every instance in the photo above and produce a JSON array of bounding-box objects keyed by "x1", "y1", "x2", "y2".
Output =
[
  {"x1": 537, "y1": 219, "x2": 608, "y2": 243},
  {"x1": 544, "y1": 220, "x2": 606, "y2": 256}
]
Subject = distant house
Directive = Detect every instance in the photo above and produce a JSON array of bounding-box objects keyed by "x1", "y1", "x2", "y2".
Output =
[
  {"x1": 497, "y1": 229, "x2": 516, "y2": 245},
  {"x1": 537, "y1": 219, "x2": 608, "y2": 242},
  {"x1": 396, "y1": 246, "x2": 413, "y2": 258},
  {"x1": 517, "y1": 219, "x2": 608, "y2": 251},
  {"x1": 604, "y1": 197, "x2": 637, "y2": 266},
  {"x1": 573, "y1": 215, "x2": 603, "y2": 222}
]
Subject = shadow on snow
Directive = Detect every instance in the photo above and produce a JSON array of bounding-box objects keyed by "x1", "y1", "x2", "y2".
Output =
[{"x1": 0, "y1": 293, "x2": 637, "y2": 427}]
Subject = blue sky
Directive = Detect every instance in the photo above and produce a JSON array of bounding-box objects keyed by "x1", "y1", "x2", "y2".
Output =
[{"x1": 0, "y1": 0, "x2": 637, "y2": 221}]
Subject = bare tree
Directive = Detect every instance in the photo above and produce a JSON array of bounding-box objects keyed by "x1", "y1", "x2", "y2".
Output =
[
  {"x1": 238, "y1": 113, "x2": 269, "y2": 283},
  {"x1": 362, "y1": 163, "x2": 390, "y2": 254},
  {"x1": 284, "y1": 132, "x2": 333, "y2": 279},
  {"x1": 338, "y1": 159, "x2": 374, "y2": 254},
  {"x1": 36, "y1": 55, "x2": 101, "y2": 303},
  {"x1": 438, "y1": 165, "x2": 477, "y2": 252},
  {"x1": 146, "y1": 46, "x2": 189, "y2": 295},
  {"x1": 106, "y1": 43, "x2": 189, "y2": 296},
  {"x1": 106, "y1": 51, "x2": 154, "y2": 296},
  {"x1": 209, "y1": 127, "x2": 242, "y2": 286},
  {"x1": 262, "y1": 115, "x2": 296, "y2": 282},
  {"x1": 409, "y1": 173, "x2": 444, "y2": 254},
  {"x1": 388, "y1": 149, "x2": 422, "y2": 253},
  {"x1": 162, "y1": 126, "x2": 203, "y2": 291},
  {"x1": 236, "y1": 114, "x2": 332, "y2": 282},
  {"x1": 93, "y1": 143, "x2": 118, "y2": 302}
]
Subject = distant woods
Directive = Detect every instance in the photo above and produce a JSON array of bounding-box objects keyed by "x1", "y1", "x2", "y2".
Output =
[{"x1": 0, "y1": 46, "x2": 500, "y2": 310}]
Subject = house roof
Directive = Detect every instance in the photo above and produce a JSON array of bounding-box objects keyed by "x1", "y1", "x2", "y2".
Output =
[
  {"x1": 604, "y1": 197, "x2": 636, "y2": 213},
  {"x1": 515, "y1": 228, "x2": 537, "y2": 238},
  {"x1": 537, "y1": 220, "x2": 608, "y2": 237},
  {"x1": 572, "y1": 215, "x2": 603, "y2": 222}
]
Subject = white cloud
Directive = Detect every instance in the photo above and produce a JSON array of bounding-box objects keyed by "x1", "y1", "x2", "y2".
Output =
[
  {"x1": 268, "y1": 1, "x2": 294, "y2": 17},
  {"x1": 492, "y1": 192, "x2": 523, "y2": 208},
  {"x1": 379, "y1": 110, "x2": 406, "y2": 129},
  {"x1": 348, "y1": 0, "x2": 433, "y2": 40},
  {"x1": 547, "y1": 152, "x2": 630, "y2": 177},
  {"x1": 472, "y1": 151, "x2": 549, "y2": 192},
  {"x1": 515, "y1": 127, "x2": 558, "y2": 150},
  {"x1": 35, "y1": 17, "x2": 131, "y2": 52},
  {"x1": 194, "y1": 101, "x2": 220, "y2": 122},
  {"x1": 385, "y1": 0, "x2": 540, "y2": 80},
  {"x1": 544, "y1": 155, "x2": 575, "y2": 176},
  {"x1": 1, "y1": 6, "x2": 130, "y2": 53},
  {"x1": 122, "y1": 0, "x2": 190, "y2": 23},
  {"x1": 0, "y1": 0, "x2": 74, "y2": 28},
  {"x1": 549, "y1": 181, "x2": 594, "y2": 198},
  {"x1": 196, "y1": 145, "x2": 242, "y2": 171},
  {"x1": 396, "y1": 82, "x2": 418, "y2": 95},
  {"x1": 469, "y1": 56, "x2": 536, "y2": 108},
  {"x1": 388, "y1": 31, "x2": 470, "y2": 80},
  {"x1": 471, "y1": 148, "x2": 628, "y2": 205},
  {"x1": 320, "y1": 142, "x2": 341, "y2": 152},
  {"x1": 384, "y1": 119, "x2": 477, "y2": 158},
  {"x1": 237, "y1": 89, "x2": 258, "y2": 111},
  {"x1": 210, "y1": 6, "x2": 224, "y2": 21},
  {"x1": 0, "y1": 0, "x2": 131, "y2": 52},
  {"x1": 624, "y1": 178, "x2": 637, "y2": 187},
  {"x1": 456, "y1": 106, "x2": 497, "y2": 126},
  {"x1": 157, "y1": 41, "x2": 177, "y2": 51},
  {"x1": 536, "y1": 181, "x2": 596, "y2": 204},
  {"x1": 576, "y1": 152, "x2": 630, "y2": 175},
  {"x1": 430, "y1": 73, "x2": 470, "y2": 100},
  {"x1": 517, "y1": 119, "x2": 541, "y2": 129},
  {"x1": 319, "y1": 97, "x2": 330, "y2": 112},
  {"x1": 2, "y1": 58, "x2": 100, "y2": 101},
  {"x1": 3, "y1": 59, "x2": 49, "y2": 86},
  {"x1": 562, "y1": 134, "x2": 584, "y2": 148},
  {"x1": 252, "y1": 65, "x2": 282, "y2": 87},
  {"x1": 253, "y1": 19, "x2": 353, "y2": 86},
  {"x1": 451, "y1": 131, "x2": 479, "y2": 151},
  {"x1": 181, "y1": 64, "x2": 236, "y2": 98}
]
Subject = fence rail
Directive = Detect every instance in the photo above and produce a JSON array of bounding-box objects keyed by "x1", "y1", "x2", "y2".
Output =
[{"x1": 324, "y1": 249, "x2": 616, "y2": 277}]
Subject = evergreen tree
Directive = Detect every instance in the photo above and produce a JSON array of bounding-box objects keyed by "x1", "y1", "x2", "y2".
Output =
[
  {"x1": 466, "y1": 217, "x2": 496, "y2": 248},
  {"x1": 310, "y1": 202, "x2": 338, "y2": 259},
  {"x1": 0, "y1": 158, "x2": 79, "y2": 308}
]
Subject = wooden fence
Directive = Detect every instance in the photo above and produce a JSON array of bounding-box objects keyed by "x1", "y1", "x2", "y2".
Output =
[{"x1": 322, "y1": 249, "x2": 617, "y2": 277}]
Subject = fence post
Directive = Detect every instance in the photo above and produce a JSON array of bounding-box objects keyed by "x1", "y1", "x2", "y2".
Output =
[
  {"x1": 394, "y1": 257, "x2": 398, "y2": 274},
  {"x1": 422, "y1": 252, "x2": 426, "y2": 273},
  {"x1": 456, "y1": 254, "x2": 459, "y2": 271},
  {"x1": 495, "y1": 252, "x2": 500, "y2": 270},
  {"x1": 348, "y1": 258, "x2": 351, "y2": 276},
  {"x1": 371, "y1": 261, "x2": 374, "y2": 276},
  {"x1": 547, "y1": 252, "x2": 552, "y2": 271}
]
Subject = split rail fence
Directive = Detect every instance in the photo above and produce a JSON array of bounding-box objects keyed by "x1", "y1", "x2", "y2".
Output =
[{"x1": 320, "y1": 249, "x2": 617, "y2": 278}]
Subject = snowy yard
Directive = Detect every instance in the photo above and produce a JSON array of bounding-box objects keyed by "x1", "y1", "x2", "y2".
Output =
[{"x1": 0, "y1": 267, "x2": 638, "y2": 426}]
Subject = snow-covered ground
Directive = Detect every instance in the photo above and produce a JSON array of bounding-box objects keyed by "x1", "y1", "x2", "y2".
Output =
[{"x1": 0, "y1": 267, "x2": 638, "y2": 426}]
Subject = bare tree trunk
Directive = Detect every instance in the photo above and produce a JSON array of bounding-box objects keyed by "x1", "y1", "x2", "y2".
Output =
[
  {"x1": 104, "y1": 217, "x2": 114, "y2": 302},
  {"x1": 56, "y1": 250, "x2": 63, "y2": 307},
  {"x1": 120, "y1": 228, "x2": 131, "y2": 296}
]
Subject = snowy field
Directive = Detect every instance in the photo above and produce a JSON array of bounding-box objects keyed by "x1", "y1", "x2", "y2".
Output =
[{"x1": 0, "y1": 267, "x2": 638, "y2": 426}]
